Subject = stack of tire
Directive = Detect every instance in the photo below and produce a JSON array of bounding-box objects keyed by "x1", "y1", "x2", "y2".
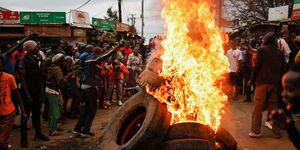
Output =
[
  {"x1": 98, "y1": 91, "x2": 237, "y2": 150},
  {"x1": 99, "y1": 45, "x2": 237, "y2": 150}
]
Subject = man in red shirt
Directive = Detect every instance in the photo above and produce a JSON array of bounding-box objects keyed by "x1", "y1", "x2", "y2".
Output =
[
  {"x1": 102, "y1": 57, "x2": 129, "y2": 106},
  {"x1": 0, "y1": 56, "x2": 27, "y2": 150}
]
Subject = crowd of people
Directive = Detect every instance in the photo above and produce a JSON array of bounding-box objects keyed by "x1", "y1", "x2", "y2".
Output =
[
  {"x1": 0, "y1": 37, "x2": 155, "y2": 149},
  {"x1": 226, "y1": 25, "x2": 300, "y2": 148},
  {"x1": 1, "y1": 24, "x2": 300, "y2": 149}
]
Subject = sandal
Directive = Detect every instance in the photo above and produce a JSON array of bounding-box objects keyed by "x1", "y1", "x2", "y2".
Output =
[{"x1": 248, "y1": 132, "x2": 262, "y2": 138}]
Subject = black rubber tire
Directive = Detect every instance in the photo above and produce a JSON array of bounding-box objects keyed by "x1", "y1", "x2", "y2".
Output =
[
  {"x1": 159, "y1": 123, "x2": 216, "y2": 150},
  {"x1": 215, "y1": 127, "x2": 237, "y2": 150},
  {"x1": 163, "y1": 123, "x2": 215, "y2": 144},
  {"x1": 99, "y1": 90, "x2": 171, "y2": 150},
  {"x1": 159, "y1": 139, "x2": 215, "y2": 150}
]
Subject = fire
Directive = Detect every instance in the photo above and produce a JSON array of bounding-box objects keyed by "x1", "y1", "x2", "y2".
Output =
[{"x1": 146, "y1": 0, "x2": 229, "y2": 131}]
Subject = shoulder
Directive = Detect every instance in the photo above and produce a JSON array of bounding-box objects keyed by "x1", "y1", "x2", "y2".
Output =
[{"x1": 3, "y1": 73, "x2": 15, "y2": 81}]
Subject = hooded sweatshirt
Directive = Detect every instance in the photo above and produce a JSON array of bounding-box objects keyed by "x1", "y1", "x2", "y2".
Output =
[{"x1": 250, "y1": 32, "x2": 285, "y2": 86}]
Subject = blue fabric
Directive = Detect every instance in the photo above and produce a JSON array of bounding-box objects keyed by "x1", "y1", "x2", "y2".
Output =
[
  {"x1": 2, "y1": 53, "x2": 14, "y2": 74},
  {"x1": 80, "y1": 52, "x2": 90, "y2": 61},
  {"x1": 82, "y1": 55, "x2": 100, "y2": 87}
]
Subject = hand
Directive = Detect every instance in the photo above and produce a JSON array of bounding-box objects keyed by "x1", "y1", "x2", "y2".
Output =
[
  {"x1": 269, "y1": 109, "x2": 294, "y2": 130},
  {"x1": 21, "y1": 112, "x2": 28, "y2": 122},
  {"x1": 247, "y1": 80, "x2": 252, "y2": 86}
]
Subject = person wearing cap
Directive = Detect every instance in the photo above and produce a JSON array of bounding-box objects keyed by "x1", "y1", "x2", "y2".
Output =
[
  {"x1": 248, "y1": 32, "x2": 285, "y2": 138},
  {"x1": 18, "y1": 40, "x2": 49, "y2": 148},
  {"x1": 46, "y1": 53, "x2": 74, "y2": 136}
]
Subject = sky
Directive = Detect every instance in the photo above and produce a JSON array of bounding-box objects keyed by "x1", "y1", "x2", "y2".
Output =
[{"x1": 1, "y1": 0, "x2": 165, "y2": 41}]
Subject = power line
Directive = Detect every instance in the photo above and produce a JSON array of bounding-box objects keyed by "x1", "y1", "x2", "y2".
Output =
[
  {"x1": 121, "y1": 0, "x2": 129, "y2": 21},
  {"x1": 76, "y1": 0, "x2": 91, "y2": 10}
]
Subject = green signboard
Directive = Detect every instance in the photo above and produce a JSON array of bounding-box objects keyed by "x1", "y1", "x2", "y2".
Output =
[
  {"x1": 92, "y1": 18, "x2": 116, "y2": 30},
  {"x1": 20, "y1": 12, "x2": 66, "y2": 23}
]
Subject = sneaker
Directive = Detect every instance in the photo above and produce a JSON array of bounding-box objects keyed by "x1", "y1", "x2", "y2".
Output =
[
  {"x1": 118, "y1": 101, "x2": 123, "y2": 106},
  {"x1": 49, "y1": 131, "x2": 62, "y2": 136},
  {"x1": 248, "y1": 132, "x2": 262, "y2": 138},
  {"x1": 112, "y1": 99, "x2": 117, "y2": 103},
  {"x1": 80, "y1": 131, "x2": 95, "y2": 138},
  {"x1": 264, "y1": 121, "x2": 272, "y2": 130},
  {"x1": 72, "y1": 129, "x2": 81, "y2": 134},
  {"x1": 104, "y1": 101, "x2": 111, "y2": 106}
]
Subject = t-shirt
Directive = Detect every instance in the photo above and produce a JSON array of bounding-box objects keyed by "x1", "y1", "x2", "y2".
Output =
[
  {"x1": 226, "y1": 49, "x2": 242, "y2": 72},
  {"x1": 11, "y1": 50, "x2": 27, "y2": 65},
  {"x1": 2, "y1": 53, "x2": 14, "y2": 75},
  {"x1": 0, "y1": 72, "x2": 17, "y2": 116}
]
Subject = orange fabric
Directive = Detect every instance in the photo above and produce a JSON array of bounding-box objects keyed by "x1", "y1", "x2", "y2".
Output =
[
  {"x1": 101, "y1": 63, "x2": 129, "y2": 81},
  {"x1": 0, "y1": 73, "x2": 17, "y2": 116}
]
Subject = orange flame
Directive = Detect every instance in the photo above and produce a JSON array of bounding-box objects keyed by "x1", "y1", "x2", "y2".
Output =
[{"x1": 146, "y1": 0, "x2": 229, "y2": 131}]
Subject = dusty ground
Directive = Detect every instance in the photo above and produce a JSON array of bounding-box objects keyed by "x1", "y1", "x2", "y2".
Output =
[{"x1": 8, "y1": 95, "x2": 298, "y2": 150}]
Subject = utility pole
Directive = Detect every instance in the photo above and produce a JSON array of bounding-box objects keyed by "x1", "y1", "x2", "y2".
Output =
[
  {"x1": 129, "y1": 14, "x2": 136, "y2": 26},
  {"x1": 141, "y1": 0, "x2": 145, "y2": 37},
  {"x1": 118, "y1": 0, "x2": 122, "y2": 22}
]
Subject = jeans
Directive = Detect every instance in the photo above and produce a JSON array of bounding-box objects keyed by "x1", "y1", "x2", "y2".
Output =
[
  {"x1": 74, "y1": 87, "x2": 98, "y2": 133},
  {"x1": 47, "y1": 93, "x2": 61, "y2": 132},
  {"x1": 0, "y1": 111, "x2": 16, "y2": 150},
  {"x1": 106, "y1": 79, "x2": 123, "y2": 102},
  {"x1": 251, "y1": 84, "x2": 280, "y2": 135}
]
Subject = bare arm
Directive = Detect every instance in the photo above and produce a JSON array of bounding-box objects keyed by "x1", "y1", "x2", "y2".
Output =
[{"x1": 12, "y1": 89, "x2": 27, "y2": 120}]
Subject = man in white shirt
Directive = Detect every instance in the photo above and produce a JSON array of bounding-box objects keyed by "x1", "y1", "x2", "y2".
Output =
[{"x1": 226, "y1": 42, "x2": 243, "y2": 100}]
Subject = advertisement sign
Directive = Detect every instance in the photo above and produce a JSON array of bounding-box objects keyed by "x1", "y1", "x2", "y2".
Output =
[
  {"x1": 92, "y1": 18, "x2": 116, "y2": 30},
  {"x1": 71, "y1": 10, "x2": 91, "y2": 28},
  {"x1": 0, "y1": 11, "x2": 20, "y2": 23},
  {"x1": 268, "y1": 5, "x2": 289, "y2": 21},
  {"x1": 116, "y1": 22, "x2": 131, "y2": 32},
  {"x1": 20, "y1": 12, "x2": 66, "y2": 23},
  {"x1": 292, "y1": 0, "x2": 300, "y2": 20},
  {"x1": 73, "y1": 28, "x2": 87, "y2": 37},
  {"x1": 25, "y1": 25, "x2": 71, "y2": 37}
]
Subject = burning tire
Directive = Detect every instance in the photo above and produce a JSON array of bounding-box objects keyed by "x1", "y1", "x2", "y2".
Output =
[
  {"x1": 215, "y1": 127, "x2": 237, "y2": 150},
  {"x1": 159, "y1": 123, "x2": 216, "y2": 150},
  {"x1": 99, "y1": 91, "x2": 171, "y2": 150}
]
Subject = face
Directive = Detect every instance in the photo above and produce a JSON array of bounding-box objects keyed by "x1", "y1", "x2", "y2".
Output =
[{"x1": 281, "y1": 71, "x2": 300, "y2": 113}]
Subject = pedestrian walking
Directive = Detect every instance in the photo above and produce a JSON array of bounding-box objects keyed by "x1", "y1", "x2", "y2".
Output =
[{"x1": 248, "y1": 32, "x2": 285, "y2": 138}]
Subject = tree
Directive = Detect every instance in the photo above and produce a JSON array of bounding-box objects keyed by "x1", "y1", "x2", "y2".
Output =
[
  {"x1": 104, "y1": 6, "x2": 118, "y2": 21},
  {"x1": 227, "y1": 0, "x2": 293, "y2": 25}
]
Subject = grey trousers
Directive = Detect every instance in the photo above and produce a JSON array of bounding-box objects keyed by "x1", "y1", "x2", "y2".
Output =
[{"x1": 251, "y1": 84, "x2": 280, "y2": 135}]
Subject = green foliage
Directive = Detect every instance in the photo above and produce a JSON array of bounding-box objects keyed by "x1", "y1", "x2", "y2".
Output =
[
  {"x1": 104, "y1": 6, "x2": 118, "y2": 21},
  {"x1": 227, "y1": 0, "x2": 293, "y2": 24}
]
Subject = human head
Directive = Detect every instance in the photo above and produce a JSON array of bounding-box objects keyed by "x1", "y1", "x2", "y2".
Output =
[
  {"x1": 133, "y1": 46, "x2": 140, "y2": 54},
  {"x1": 51, "y1": 39, "x2": 64, "y2": 54},
  {"x1": 230, "y1": 42, "x2": 237, "y2": 50},
  {"x1": 0, "y1": 43, "x2": 11, "y2": 53},
  {"x1": 65, "y1": 45, "x2": 76, "y2": 56},
  {"x1": 52, "y1": 53, "x2": 65, "y2": 66},
  {"x1": 281, "y1": 25, "x2": 289, "y2": 36},
  {"x1": 262, "y1": 32, "x2": 276, "y2": 46},
  {"x1": 23, "y1": 40, "x2": 38, "y2": 54},
  {"x1": 281, "y1": 63, "x2": 300, "y2": 113},
  {"x1": 85, "y1": 45, "x2": 95, "y2": 53},
  {"x1": 93, "y1": 46, "x2": 103, "y2": 55}
]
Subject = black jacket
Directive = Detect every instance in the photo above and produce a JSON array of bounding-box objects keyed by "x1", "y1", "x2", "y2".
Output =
[{"x1": 250, "y1": 32, "x2": 285, "y2": 86}]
